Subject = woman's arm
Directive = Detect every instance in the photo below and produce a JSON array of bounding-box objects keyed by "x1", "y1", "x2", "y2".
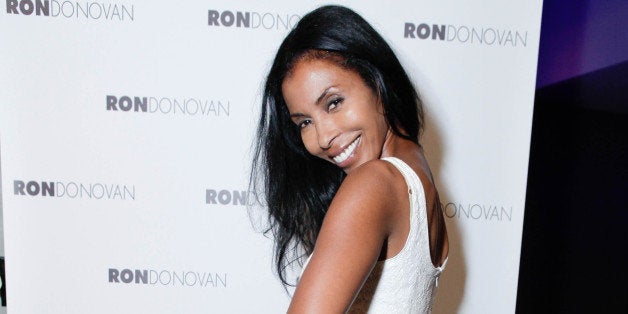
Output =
[{"x1": 287, "y1": 160, "x2": 402, "y2": 313}]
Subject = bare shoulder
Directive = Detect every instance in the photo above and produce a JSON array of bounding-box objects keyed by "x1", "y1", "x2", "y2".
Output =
[
  {"x1": 338, "y1": 159, "x2": 403, "y2": 197},
  {"x1": 326, "y1": 159, "x2": 406, "y2": 225},
  {"x1": 289, "y1": 160, "x2": 406, "y2": 312}
]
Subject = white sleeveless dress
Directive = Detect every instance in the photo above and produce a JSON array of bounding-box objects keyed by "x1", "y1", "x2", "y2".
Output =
[{"x1": 301, "y1": 157, "x2": 447, "y2": 313}]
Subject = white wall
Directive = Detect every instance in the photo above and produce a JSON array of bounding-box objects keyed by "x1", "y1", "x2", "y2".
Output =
[{"x1": 0, "y1": 1, "x2": 542, "y2": 313}]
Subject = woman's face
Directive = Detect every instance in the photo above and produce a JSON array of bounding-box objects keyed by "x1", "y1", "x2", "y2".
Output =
[{"x1": 282, "y1": 58, "x2": 389, "y2": 173}]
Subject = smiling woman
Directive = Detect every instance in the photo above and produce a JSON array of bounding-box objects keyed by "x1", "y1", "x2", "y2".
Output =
[
  {"x1": 251, "y1": 5, "x2": 448, "y2": 313},
  {"x1": 282, "y1": 52, "x2": 389, "y2": 173}
]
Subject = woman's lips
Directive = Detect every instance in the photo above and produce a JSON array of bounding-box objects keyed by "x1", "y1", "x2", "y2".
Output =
[{"x1": 332, "y1": 136, "x2": 360, "y2": 164}]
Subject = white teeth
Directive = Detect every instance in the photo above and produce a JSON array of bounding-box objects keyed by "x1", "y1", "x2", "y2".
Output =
[{"x1": 333, "y1": 137, "x2": 360, "y2": 164}]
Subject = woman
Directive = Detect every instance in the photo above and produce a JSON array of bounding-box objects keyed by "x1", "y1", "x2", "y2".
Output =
[{"x1": 251, "y1": 5, "x2": 448, "y2": 313}]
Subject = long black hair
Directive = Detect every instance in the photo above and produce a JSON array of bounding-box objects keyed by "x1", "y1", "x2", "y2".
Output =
[{"x1": 250, "y1": 5, "x2": 425, "y2": 286}]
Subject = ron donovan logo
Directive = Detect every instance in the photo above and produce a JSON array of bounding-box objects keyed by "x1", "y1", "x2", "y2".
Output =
[
  {"x1": 106, "y1": 95, "x2": 230, "y2": 117},
  {"x1": 205, "y1": 189, "x2": 256, "y2": 206},
  {"x1": 108, "y1": 268, "x2": 227, "y2": 288},
  {"x1": 443, "y1": 202, "x2": 513, "y2": 221},
  {"x1": 14, "y1": 180, "x2": 135, "y2": 200},
  {"x1": 404, "y1": 21, "x2": 528, "y2": 47},
  {"x1": 5, "y1": 0, "x2": 134, "y2": 21},
  {"x1": 207, "y1": 9, "x2": 300, "y2": 30}
]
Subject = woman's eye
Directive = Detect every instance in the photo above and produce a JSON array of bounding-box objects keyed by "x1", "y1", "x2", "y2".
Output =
[
  {"x1": 327, "y1": 98, "x2": 342, "y2": 111},
  {"x1": 298, "y1": 119, "x2": 312, "y2": 129}
]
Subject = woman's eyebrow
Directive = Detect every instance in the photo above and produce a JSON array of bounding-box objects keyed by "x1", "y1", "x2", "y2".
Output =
[
  {"x1": 289, "y1": 112, "x2": 305, "y2": 118},
  {"x1": 315, "y1": 86, "x2": 336, "y2": 105}
]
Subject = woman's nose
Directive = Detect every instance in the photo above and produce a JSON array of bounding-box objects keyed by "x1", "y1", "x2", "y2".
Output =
[{"x1": 316, "y1": 120, "x2": 339, "y2": 150}]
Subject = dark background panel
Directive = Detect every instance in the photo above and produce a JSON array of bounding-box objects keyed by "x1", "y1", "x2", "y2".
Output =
[{"x1": 517, "y1": 0, "x2": 628, "y2": 312}]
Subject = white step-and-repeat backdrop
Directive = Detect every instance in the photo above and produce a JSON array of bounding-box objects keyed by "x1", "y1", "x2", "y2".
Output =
[{"x1": 0, "y1": 0, "x2": 542, "y2": 313}]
